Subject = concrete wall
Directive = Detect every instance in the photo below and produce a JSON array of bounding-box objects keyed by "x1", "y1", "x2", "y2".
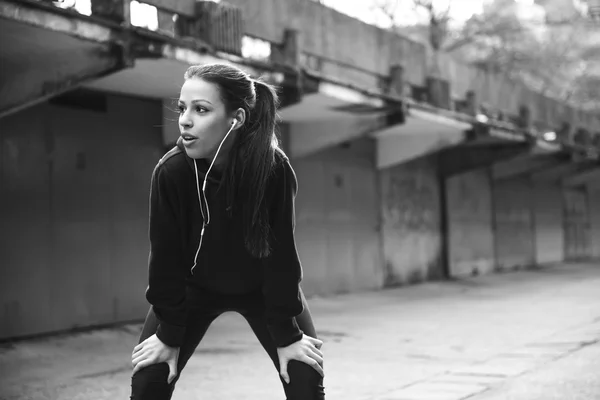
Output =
[
  {"x1": 563, "y1": 187, "x2": 593, "y2": 260},
  {"x1": 492, "y1": 177, "x2": 536, "y2": 269},
  {"x1": 446, "y1": 168, "x2": 495, "y2": 277},
  {"x1": 0, "y1": 93, "x2": 163, "y2": 339},
  {"x1": 224, "y1": 0, "x2": 427, "y2": 88},
  {"x1": 225, "y1": 0, "x2": 600, "y2": 132},
  {"x1": 533, "y1": 183, "x2": 564, "y2": 264},
  {"x1": 589, "y1": 187, "x2": 600, "y2": 259},
  {"x1": 292, "y1": 138, "x2": 383, "y2": 296},
  {"x1": 380, "y1": 155, "x2": 443, "y2": 286},
  {"x1": 444, "y1": 168, "x2": 573, "y2": 274}
]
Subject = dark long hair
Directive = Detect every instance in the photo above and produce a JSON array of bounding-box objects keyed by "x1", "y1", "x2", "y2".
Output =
[{"x1": 184, "y1": 64, "x2": 281, "y2": 258}]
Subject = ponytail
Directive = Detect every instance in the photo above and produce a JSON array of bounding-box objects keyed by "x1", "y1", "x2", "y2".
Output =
[
  {"x1": 185, "y1": 64, "x2": 283, "y2": 258},
  {"x1": 226, "y1": 79, "x2": 281, "y2": 258}
]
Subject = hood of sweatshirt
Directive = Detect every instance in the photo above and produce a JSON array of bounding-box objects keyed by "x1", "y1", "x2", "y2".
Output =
[{"x1": 175, "y1": 136, "x2": 221, "y2": 185}]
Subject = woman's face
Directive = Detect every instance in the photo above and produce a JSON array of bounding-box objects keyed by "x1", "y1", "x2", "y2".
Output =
[{"x1": 178, "y1": 77, "x2": 237, "y2": 160}]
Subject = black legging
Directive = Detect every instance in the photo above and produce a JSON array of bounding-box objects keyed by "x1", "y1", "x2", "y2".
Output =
[{"x1": 130, "y1": 288, "x2": 325, "y2": 399}]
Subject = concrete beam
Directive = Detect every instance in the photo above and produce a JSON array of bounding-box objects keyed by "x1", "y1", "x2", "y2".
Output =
[
  {"x1": 279, "y1": 79, "x2": 386, "y2": 123},
  {"x1": 0, "y1": 44, "x2": 126, "y2": 119},
  {"x1": 531, "y1": 161, "x2": 593, "y2": 183},
  {"x1": 465, "y1": 90, "x2": 477, "y2": 116},
  {"x1": 271, "y1": 28, "x2": 301, "y2": 68},
  {"x1": 0, "y1": 0, "x2": 130, "y2": 118},
  {"x1": 289, "y1": 114, "x2": 385, "y2": 159},
  {"x1": 440, "y1": 142, "x2": 530, "y2": 177},
  {"x1": 0, "y1": 0, "x2": 114, "y2": 43},
  {"x1": 491, "y1": 153, "x2": 565, "y2": 180},
  {"x1": 372, "y1": 108, "x2": 470, "y2": 169},
  {"x1": 562, "y1": 164, "x2": 600, "y2": 187}
]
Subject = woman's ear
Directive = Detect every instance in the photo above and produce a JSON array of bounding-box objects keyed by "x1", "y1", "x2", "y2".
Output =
[{"x1": 231, "y1": 108, "x2": 246, "y2": 130}]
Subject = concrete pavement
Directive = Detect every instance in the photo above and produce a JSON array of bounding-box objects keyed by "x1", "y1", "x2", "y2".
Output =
[
  {"x1": 469, "y1": 342, "x2": 600, "y2": 400},
  {"x1": 1, "y1": 262, "x2": 599, "y2": 400}
]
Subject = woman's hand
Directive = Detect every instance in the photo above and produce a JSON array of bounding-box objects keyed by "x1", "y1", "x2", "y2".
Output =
[
  {"x1": 276, "y1": 334, "x2": 324, "y2": 384},
  {"x1": 132, "y1": 334, "x2": 180, "y2": 384}
]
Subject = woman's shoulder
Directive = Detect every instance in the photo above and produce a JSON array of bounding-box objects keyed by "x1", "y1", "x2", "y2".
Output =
[
  {"x1": 271, "y1": 147, "x2": 297, "y2": 192},
  {"x1": 273, "y1": 147, "x2": 292, "y2": 174},
  {"x1": 153, "y1": 145, "x2": 189, "y2": 178}
]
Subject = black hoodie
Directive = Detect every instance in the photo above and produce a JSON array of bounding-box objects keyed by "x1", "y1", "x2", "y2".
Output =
[{"x1": 145, "y1": 138, "x2": 304, "y2": 348}]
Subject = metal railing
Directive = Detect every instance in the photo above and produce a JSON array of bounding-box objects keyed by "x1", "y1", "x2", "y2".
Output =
[
  {"x1": 22, "y1": 0, "x2": 600, "y2": 155},
  {"x1": 37, "y1": 0, "x2": 244, "y2": 55}
]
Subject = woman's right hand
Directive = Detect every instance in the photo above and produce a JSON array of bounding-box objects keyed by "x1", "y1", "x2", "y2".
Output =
[
  {"x1": 132, "y1": 334, "x2": 180, "y2": 384},
  {"x1": 276, "y1": 334, "x2": 324, "y2": 384}
]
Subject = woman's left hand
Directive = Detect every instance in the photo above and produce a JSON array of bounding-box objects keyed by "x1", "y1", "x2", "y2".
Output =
[
  {"x1": 276, "y1": 334, "x2": 324, "y2": 384},
  {"x1": 132, "y1": 334, "x2": 180, "y2": 384}
]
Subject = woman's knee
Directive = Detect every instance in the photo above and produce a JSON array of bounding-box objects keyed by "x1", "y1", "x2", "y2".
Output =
[
  {"x1": 284, "y1": 360, "x2": 325, "y2": 400},
  {"x1": 130, "y1": 363, "x2": 174, "y2": 400}
]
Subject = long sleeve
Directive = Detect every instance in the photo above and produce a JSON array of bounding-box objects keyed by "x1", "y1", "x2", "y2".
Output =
[
  {"x1": 145, "y1": 162, "x2": 187, "y2": 347},
  {"x1": 262, "y1": 158, "x2": 305, "y2": 348}
]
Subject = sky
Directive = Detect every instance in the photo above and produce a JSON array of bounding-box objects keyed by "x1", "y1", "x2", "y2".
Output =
[
  {"x1": 320, "y1": 0, "x2": 536, "y2": 28},
  {"x1": 61, "y1": 0, "x2": 541, "y2": 33}
]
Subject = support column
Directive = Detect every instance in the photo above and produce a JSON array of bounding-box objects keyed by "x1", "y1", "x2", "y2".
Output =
[{"x1": 272, "y1": 29, "x2": 303, "y2": 108}]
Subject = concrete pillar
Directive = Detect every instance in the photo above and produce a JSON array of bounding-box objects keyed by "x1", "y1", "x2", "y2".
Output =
[
  {"x1": 589, "y1": 187, "x2": 600, "y2": 258},
  {"x1": 386, "y1": 64, "x2": 406, "y2": 125},
  {"x1": 465, "y1": 90, "x2": 478, "y2": 117},
  {"x1": 563, "y1": 106, "x2": 576, "y2": 142},
  {"x1": 533, "y1": 183, "x2": 564, "y2": 264},
  {"x1": 557, "y1": 121, "x2": 572, "y2": 143},
  {"x1": 573, "y1": 128, "x2": 592, "y2": 147},
  {"x1": 272, "y1": 28, "x2": 301, "y2": 68},
  {"x1": 91, "y1": 0, "x2": 128, "y2": 23},
  {"x1": 493, "y1": 177, "x2": 535, "y2": 270},
  {"x1": 446, "y1": 168, "x2": 494, "y2": 277},
  {"x1": 388, "y1": 64, "x2": 405, "y2": 97},
  {"x1": 273, "y1": 29, "x2": 303, "y2": 108},
  {"x1": 426, "y1": 76, "x2": 450, "y2": 110},
  {"x1": 518, "y1": 105, "x2": 531, "y2": 130},
  {"x1": 380, "y1": 155, "x2": 443, "y2": 284},
  {"x1": 593, "y1": 133, "x2": 600, "y2": 151}
]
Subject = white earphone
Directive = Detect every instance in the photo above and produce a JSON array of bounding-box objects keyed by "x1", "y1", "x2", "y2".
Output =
[{"x1": 191, "y1": 117, "x2": 237, "y2": 275}]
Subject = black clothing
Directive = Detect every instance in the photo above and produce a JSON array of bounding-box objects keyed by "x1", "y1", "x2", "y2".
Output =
[
  {"x1": 146, "y1": 141, "x2": 304, "y2": 348},
  {"x1": 131, "y1": 289, "x2": 325, "y2": 400}
]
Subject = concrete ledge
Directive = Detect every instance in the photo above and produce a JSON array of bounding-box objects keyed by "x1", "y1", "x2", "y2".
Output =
[
  {"x1": 562, "y1": 164, "x2": 600, "y2": 187},
  {"x1": 0, "y1": 0, "x2": 115, "y2": 42},
  {"x1": 491, "y1": 153, "x2": 565, "y2": 181}
]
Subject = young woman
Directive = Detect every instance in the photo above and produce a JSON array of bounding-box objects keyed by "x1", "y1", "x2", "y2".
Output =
[{"x1": 130, "y1": 63, "x2": 325, "y2": 400}]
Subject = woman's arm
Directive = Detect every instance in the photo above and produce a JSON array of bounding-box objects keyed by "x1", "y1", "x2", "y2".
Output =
[
  {"x1": 262, "y1": 157, "x2": 305, "y2": 348},
  {"x1": 145, "y1": 161, "x2": 188, "y2": 348}
]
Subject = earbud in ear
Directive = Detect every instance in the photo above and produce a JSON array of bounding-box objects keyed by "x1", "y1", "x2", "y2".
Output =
[{"x1": 231, "y1": 120, "x2": 236, "y2": 126}]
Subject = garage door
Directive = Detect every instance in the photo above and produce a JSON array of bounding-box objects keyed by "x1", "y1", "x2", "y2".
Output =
[
  {"x1": 563, "y1": 188, "x2": 591, "y2": 260},
  {"x1": 493, "y1": 177, "x2": 535, "y2": 269}
]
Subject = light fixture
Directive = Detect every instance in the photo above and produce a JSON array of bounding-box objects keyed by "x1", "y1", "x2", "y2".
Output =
[
  {"x1": 543, "y1": 131, "x2": 557, "y2": 141},
  {"x1": 475, "y1": 114, "x2": 489, "y2": 123}
]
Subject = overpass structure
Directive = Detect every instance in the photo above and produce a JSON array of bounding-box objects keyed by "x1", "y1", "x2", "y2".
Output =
[{"x1": 1, "y1": 0, "x2": 599, "y2": 340}]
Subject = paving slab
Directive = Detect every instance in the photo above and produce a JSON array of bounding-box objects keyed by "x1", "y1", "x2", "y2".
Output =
[{"x1": 1, "y1": 262, "x2": 600, "y2": 400}]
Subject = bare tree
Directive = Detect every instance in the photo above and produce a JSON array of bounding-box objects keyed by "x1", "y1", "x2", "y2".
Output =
[
  {"x1": 458, "y1": 8, "x2": 600, "y2": 109},
  {"x1": 371, "y1": 0, "x2": 526, "y2": 52},
  {"x1": 369, "y1": 0, "x2": 600, "y2": 110}
]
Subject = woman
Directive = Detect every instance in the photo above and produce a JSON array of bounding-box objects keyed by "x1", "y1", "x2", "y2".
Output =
[{"x1": 130, "y1": 63, "x2": 325, "y2": 400}]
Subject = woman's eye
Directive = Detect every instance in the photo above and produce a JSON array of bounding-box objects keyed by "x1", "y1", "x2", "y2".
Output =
[
  {"x1": 195, "y1": 106, "x2": 207, "y2": 113},
  {"x1": 177, "y1": 105, "x2": 185, "y2": 114}
]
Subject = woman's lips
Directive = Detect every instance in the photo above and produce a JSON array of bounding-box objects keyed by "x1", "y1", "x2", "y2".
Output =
[{"x1": 181, "y1": 133, "x2": 198, "y2": 144}]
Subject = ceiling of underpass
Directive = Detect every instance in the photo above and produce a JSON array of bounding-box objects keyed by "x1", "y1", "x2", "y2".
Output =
[{"x1": 0, "y1": 17, "x2": 102, "y2": 81}]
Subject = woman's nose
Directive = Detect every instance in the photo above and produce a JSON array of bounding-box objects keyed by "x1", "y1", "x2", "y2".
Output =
[{"x1": 179, "y1": 114, "x2": 192, "y2": 129}]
